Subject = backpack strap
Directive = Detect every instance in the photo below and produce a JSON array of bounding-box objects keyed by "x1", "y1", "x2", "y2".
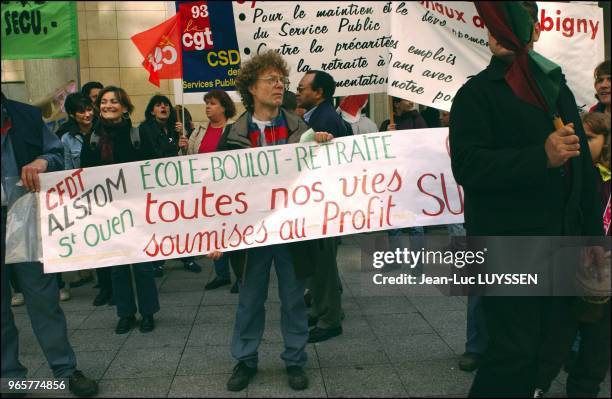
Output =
[
  {"x1": 89, "y1": 131, "x2": 100, "y2": 150},
  {"x1": 130, "y1": 126, "x2": 141, "y2": 150}
]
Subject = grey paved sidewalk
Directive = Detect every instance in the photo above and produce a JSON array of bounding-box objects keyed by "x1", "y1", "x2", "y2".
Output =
[{"x1": 9, "y1": 235, "x2": 611, "y2": 397}]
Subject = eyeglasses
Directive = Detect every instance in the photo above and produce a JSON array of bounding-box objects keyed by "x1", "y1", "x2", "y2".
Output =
[{"x1": 258, "y1": 76, "x2": 290, "y2": 87}]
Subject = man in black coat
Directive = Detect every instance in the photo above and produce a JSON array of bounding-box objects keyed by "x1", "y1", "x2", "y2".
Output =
[
  {"x1": 449, "y1": 4, "x2": 603, "y2": 397},
  {"x1": 296, "y1": 70, "x2": 346, "y2": 343}
]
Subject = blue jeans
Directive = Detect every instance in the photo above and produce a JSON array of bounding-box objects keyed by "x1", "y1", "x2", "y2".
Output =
[
  {"x1": 231, "y1": 244, "x2": 308, "y2": 368},
  {"x1": 466, "y1": 295, "x2": 488, "y2": 354},
  {"x1": 1, "y1": 207, "x2": 76, "y2": 378}
]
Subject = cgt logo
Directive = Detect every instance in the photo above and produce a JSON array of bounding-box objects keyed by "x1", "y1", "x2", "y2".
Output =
[{"x1": 147, "y1": 45, "x2": 178, "y2": 72}]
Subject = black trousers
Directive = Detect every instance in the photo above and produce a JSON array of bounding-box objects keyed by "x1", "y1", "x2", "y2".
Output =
[
  {"x1": 537, "y1": 298, "x2": 610, "y2": 397},
  {"x1": 96, "y1": 267, "x2": 112, "y2": 293},
  {"x1": 469, "y1": 297, "x2": 551, "y2": 397}
]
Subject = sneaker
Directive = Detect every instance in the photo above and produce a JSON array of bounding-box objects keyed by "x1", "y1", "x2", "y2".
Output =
[
  {"x1": 68, "y1": 370, "x2": 98, "y2": 397},
  {"x1": 458, "y1": 352, "x2": 482, "y2": 372},
  {"x1": 183, "y1": 260, "x2": 202, "y2": 273},
  {"x1": 308, "y1": 326, "x2": 342, "y2": 343},
  {"x1": 205, "y1": 277, "x2": 231, "y2": 290},
  {"x1": 11, "y1": 293, "x2": 25, "y2": 307},
  {"x1": 93, "y1": 289, "x2": 111, "y2": 306},
  {"x1": 227, "y1": 362, "x2": 257, "y2": 391},
  {"x1": 286, "y1": 366, "x2": 309, "y2": 390},
  {"x1": 59, "y1": 288, "x2": 71, "y2": 301},
  {"x1": 533, "y1": 388, "x2": 545, "y2": 398},
  {"x1": 230, "y1": 280, "x2": 240, "y2": 294},
  {"x1": 115, "y1": 316, "x2": 136, "y2": 334}
]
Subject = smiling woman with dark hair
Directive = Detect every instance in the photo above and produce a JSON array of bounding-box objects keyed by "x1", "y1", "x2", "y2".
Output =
[{"x1": 81, "y1": 86, "x2": 162, "y2": 336}]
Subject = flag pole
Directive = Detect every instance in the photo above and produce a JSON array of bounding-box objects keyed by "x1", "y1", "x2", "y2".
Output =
[{"x1": 181, "y1": 83, "x2": 186, "y2": 136}]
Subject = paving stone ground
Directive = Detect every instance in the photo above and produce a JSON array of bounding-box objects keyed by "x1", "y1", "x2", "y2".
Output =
[{"x1": 9, "y1": 233, "x2": 611, "y2": 398}]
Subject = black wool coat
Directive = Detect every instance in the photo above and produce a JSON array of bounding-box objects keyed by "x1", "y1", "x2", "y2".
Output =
[{"x1": 449, "y1": 56, "x2": 602, "y2": 236}]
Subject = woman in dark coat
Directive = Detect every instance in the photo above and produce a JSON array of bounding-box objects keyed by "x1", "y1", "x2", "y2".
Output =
[
  {"x1": 81, "y1": 86, "x2": 160, "y2": 334},
  {"x1": 138, "y1": 95, "x2": 201, "y2": 275}
]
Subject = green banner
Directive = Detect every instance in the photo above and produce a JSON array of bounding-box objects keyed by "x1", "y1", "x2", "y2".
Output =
[{"x1": 1, "y1": 1, "x2": 78, "y2": 60}]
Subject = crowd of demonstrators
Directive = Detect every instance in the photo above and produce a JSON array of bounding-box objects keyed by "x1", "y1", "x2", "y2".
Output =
[
  {"x1": 1, "y1": 92, "x2": 99, "y2": 397},
  {"x1": 81, "y1": 86, "x2": 161, "y2": 334},
  {"x1": 2, "y1": 5, "x2": 610, "y2": 396},
  {"x1": 185, "y1": 90, "x2": 240, "y2": 291}
]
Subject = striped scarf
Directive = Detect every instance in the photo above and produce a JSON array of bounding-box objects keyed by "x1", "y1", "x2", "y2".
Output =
[{"x1": 247, "y1": 112, "x2": 288, "y2": 147}]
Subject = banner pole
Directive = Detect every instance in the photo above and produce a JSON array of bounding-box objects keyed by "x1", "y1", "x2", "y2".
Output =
[
  {"x1": 75, "y1": 54, "x2": 81, "y2": 89},
  {"x1": 181, "y1": 81, "x2": 186, "y2": 136},
  {"x1": 388, "y1": 96, "x2": 395, "y2": 128}
]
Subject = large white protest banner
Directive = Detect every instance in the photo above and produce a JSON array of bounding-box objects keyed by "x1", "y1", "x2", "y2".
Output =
[
  {"x1": 38, "y1": 129, "x2": 463, "y2": 272},
  {"x1": 229, "y1": 1, "x2": 603, "y2": 110},
  {"x1": 387, "y1": 1, "x2": 604, "y2": 111}
]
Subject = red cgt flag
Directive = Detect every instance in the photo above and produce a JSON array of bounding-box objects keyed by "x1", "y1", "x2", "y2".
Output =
[{"x1": 131, "y1": 14, "x2": 182, "y2": 87}]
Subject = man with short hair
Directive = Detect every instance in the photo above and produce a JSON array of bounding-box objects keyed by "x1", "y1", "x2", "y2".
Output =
[
  {"x1": 296, "y1": 70, "x2": 346, "y2": 343},
  {"x1": 1, "y1": 92, "x2": 99, "y2": 397},
  {"x1": 297, "y1": 70, "x2": 351, "y2": 138},
  {"x1": 213, "y1": 51, "x2": 334, "y2": 392}
]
